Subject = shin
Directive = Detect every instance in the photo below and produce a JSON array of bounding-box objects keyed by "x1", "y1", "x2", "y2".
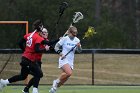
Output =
[{"x1": 58, "y1": 64, "x2": 72, "y2": 87}]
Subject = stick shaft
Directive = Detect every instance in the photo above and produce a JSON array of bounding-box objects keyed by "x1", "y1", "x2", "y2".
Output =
[{"x1": 61, "y1": 44, "x2": 77, "y2": 60}]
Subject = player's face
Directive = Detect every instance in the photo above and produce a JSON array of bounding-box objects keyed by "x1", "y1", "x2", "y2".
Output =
[
  {"x1": 41, "y1": 28, "x2": 48, "y2": 39},
  {"x1": 42, "y1": 31, "x2": 48, "y2": 39},
  {"x1": 71, "y1": 29, "x2": 78, "y2": 37}
]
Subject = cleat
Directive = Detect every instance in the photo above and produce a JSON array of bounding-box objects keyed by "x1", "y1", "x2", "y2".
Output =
[
  {"x1": 22, "y1": 87, "x2": 29, "y2": 93},
  {"x1": 22, "y1": 90, "x2": 29, "y2": 93},
  {"x1": 49, "y1": 87, "x2": 56, "y2": 93},
  {"x1": 0, "y1": 79, "x2": 7, "y2": 91},
  {"x1": 32, "y1": 87, "x2": 38, "y2": 93}
]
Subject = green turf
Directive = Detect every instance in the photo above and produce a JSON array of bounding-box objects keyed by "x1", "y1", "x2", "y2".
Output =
[{"x1": 1, "y1": 85, "x2": 140, "y2": 93}]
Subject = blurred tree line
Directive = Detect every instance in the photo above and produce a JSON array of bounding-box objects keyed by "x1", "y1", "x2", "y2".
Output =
[{"x1": 0, "y1": 0, "x2": 140, "y2": 49}]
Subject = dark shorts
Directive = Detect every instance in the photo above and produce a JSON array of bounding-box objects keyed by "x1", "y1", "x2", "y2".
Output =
[{"x1": 20, "y1": 57, "x2": 43, "y2": 78}]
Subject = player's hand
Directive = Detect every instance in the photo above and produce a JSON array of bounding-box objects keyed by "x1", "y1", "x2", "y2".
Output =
[
  {"x1": 77, "y1": 43, "x2": 81, "y2": 48},
  {"x1": 49, "y1": 46, "x2": 54, "y2": 51},
  {"x1": 60, "y1": 53, "x2": 66, "y2": 60},
  {"x1": 45, "y1": 45, "x2": 50, "y2": 51}
]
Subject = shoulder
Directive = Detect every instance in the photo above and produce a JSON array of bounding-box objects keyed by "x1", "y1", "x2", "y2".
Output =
[
  {"x1": 58, "y1": 36, "x2": 68, "y2": 45},
  {"x1": 74, "y1": 37, "x2": 80, "y2": 42},
  {"x1": 33, "y1": 32, "x2": 39, "y2": 37},
  {"x1": 34, "y1": 33, "x2": 44, "y2": 40},
  {"x1": 34, "y1": 32, "x2": 41, "y2": 38},
  {"x1": 63, "y1": 36, "x2": 69, "y2": 39},
  {"x1": 60, "y1": 36, "x2": 68, "y2": 41},
  {"x1": 24, "y1": 33, "x2": 31, "y2": 39}
]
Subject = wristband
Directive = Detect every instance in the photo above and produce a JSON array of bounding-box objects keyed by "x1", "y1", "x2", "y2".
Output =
[{"x1": 56, "y1": 50, "x2": 61, "y2": 54}]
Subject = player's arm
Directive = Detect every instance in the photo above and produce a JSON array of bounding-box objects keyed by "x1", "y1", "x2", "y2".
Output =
[
  {"x1": 34, "y1": 43, "x2": 45, "y2": 53},
  {"x1": 55, "y1": 42, "x2": 66, "y2": 59},
  {"x1": 18, "y1": 38, "x2": 26, "y2": 52},
  {"x1": 54, "y1": 42, "x2": 62, "y2": 54},
  {"x1": 41, "y1": 39, "x2": 59, "y2": 46},
  {"x1": 49, "y1": 39, "x2": 59, "y2": 45}
]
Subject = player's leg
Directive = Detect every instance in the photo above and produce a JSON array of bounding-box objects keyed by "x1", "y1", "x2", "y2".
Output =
[
  {"x1": 30, "y1": 62, "x2": 43, "y2": 93},
  {"x1": 57, "y1": 64, "x2": 72, "y2": 87},
  {"x1": 49, "y1": 64, "x2": 72, "y2": 93},
  {"x1": 0, "y1": 66, "x2": 29, "y2": 90},
  {"x1": 22, "y1": 61, "x2": 42, "y2": 93},
  {"x1": 24, "y1": 75, "x2": 30, "y2": 85},
  {"x1": 22, "y1": 77, "x2": 34, "y2": 93},
  {"x1": 22, "y1": 70, "x2": 37, "y2": 93},
  {"x1": 0, "y1": 57, "x2": 30, "y2": 91}
]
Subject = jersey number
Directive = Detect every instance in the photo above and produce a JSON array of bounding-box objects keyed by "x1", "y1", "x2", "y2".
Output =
[{"x1": 26, "y1": 37, "x2": 32, "y2": 47}]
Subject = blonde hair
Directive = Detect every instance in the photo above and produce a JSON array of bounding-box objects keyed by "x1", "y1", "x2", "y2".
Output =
[{"x1": 68, "y1": 26, "x2": 77, "y2": 33}]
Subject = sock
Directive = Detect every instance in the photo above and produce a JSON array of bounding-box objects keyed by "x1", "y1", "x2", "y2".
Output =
[
  {"x1": 33, "y1": 87, "x2": 38, "y2": 92},
  {"x1": 4, "y1": 79, "x2": 10, "y2": 85},
  {"x1": 56, "y1": 79, "x2": 60, "y2": 83},
  {"x1": 53, "y1": 79, "x2": 60, "y2": 89}
]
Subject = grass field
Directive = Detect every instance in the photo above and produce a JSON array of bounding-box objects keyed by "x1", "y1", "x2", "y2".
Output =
[{"x1": 1, "y1": 85, "x2": 140, "y2": 93}]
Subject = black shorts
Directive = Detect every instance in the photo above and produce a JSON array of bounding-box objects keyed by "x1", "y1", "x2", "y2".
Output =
[{"x1": 20, "y1": 57, "x2": 43, "y2": 78}]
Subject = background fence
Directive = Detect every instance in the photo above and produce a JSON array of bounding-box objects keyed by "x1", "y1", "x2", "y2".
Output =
[{"x1": 0, "y1": 49, "x2": 140, "y2": 85}]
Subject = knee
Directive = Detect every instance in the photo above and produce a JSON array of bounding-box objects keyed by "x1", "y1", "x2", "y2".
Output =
[
  {"x1": 35, "y1": 72, "x2": 43, "y2": 78},
  {"x1": 40, "y1": 73, "x2": 43, "y2": 78},
  {"x1": 66, "y1": 72, "x2": 72, "y2": 77},
  {"x1": 39, "y1": 71, "x2": 43, "y2": 78},
  {"x1": 20, "y1": 75, "x2": 28, "y2": 80}
]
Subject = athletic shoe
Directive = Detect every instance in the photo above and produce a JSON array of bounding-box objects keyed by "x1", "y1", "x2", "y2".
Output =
[
  {"x1": 49, "y1": 87, "x2": 56, "y2": 93},
  {"x1": 0, "y1": 79, "x2": 7, "y2": 91},
  {"x1": 22, "y1": 87, "x2": 29, "y2": 93},
  {"x1": 32, "y1": 87, "x2": 38, "y2": 93},
  {"x1": 22, "y1": 90, "x2": 29, "y2": 93}
]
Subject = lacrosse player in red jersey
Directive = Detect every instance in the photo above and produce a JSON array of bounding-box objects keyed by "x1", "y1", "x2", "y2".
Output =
[
  {"x1": 22, "y1": 28, "x2": 59, "y2": 93},
  {"x1": 0, "y1": 19, "x2": 58, "y2": 93},
  {"x1": 49, "y1": 26, "x2": 82, "y2": 93}
]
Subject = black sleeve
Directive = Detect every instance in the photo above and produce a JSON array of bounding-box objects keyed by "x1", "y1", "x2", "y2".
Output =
[
  {"x1": 34, "y1": 43, "x2": 46, "y2": 53},
  {"x1": 18, "y1": 38, "x2": 26, "y2": 52},
  {"x1": 49, "y1": 39, "x2": 59, "y2": 45},
  {"x1": 41, "y1": 39, "x2": 59, "y2": 46},
  {"x1": 49, "y1": 46, "x2": 55, "y2": 51},
  {"x1": 35, "y1": 44, "x2": 55, "y2": 53}
]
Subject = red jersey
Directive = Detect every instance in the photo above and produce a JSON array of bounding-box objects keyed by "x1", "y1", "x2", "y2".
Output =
[
  {"x1": 35, "y1": 38, "x2": 49, "y2": 61},
  {"x1": 22, "y1": 31, "x2": 44, "y2": 62}
]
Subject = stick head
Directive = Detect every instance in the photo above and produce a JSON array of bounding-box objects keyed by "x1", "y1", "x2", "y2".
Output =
[
  {"x1": 32, "y1": 19, "x2": 43, "y2": 32},
  {"x1": 73, "y1": 12, "x2": 84, "y2": 24},
  {"x1": 59, "y1": 2, "x2": 68, "y2": 16}
]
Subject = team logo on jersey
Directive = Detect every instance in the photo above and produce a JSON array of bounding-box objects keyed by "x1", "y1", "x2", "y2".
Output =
[{"x1": 67, "y1": 43, "x2": 76, "y2": 46}]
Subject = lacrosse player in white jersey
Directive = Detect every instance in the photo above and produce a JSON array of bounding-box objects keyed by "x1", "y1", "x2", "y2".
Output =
[{"x1": 49, "y1": 26, "x2": 82, "y2": 93}]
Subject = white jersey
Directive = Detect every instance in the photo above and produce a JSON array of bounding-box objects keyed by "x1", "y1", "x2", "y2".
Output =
[{"x1": 58, "y1": 36, "x2": 80, "y2": 69}]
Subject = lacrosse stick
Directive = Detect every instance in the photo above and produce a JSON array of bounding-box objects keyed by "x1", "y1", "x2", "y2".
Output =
[
  {"x1": 59, "y1": 2, "x2": 68, "y2": 16},
  {"x1": 63, "y1": 12, "x2": 84, "y2": 37},
  {"x1": 61, "y1": 26, "x2": 96, "y2": 60},
  {"x1": 72, "y1": 12, "x2": 84, "y2": 25},
  {"x1": 54, "y1": 2, "x2": 68, "y2": 32}
]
